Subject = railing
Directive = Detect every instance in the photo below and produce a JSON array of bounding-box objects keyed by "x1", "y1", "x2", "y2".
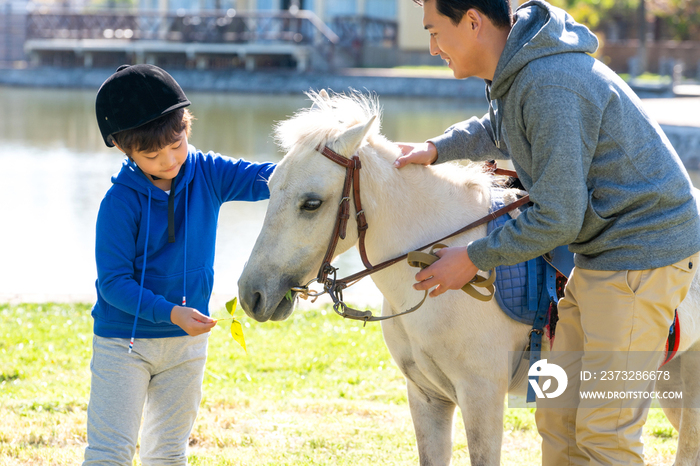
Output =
[
  {"x1": 26, "y1": 9, "x2": 339, "y2": 46},
  {"x1": 23, "y1": 8, "x2": 400, "y2": 69},
  {"x1": 331, "y1": 15, "x2": 397, "y2": 48},
  {"x1": 330, "y1": 15, "x2": 397, "y2": 67}
]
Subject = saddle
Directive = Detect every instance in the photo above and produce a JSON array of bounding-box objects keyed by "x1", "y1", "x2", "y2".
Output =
[
  {"x1": 487, "y1": 188, "x2": 571, "y2": 326},
  {"x1": 488, "y1": 188, "x2": 570, "y2": 401}
]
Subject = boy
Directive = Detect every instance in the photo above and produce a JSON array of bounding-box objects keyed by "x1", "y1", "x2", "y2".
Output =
[
  {"x1": 85, "y1": 64, "x2": 275, "y2": 465},
  {"x1": 395, "y1": 0, "x2": 700, "y2": 465}
]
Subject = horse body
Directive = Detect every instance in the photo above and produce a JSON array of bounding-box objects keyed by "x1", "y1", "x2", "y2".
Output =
[
  {"x1": 238, "y1": 91, "x2": 700, "y2": 465},
  {"x1": 357, "y1": 146, "x2": 530, "y2": 464}
]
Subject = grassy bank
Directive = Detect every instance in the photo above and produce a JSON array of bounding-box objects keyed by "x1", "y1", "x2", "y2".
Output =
[{"x1": 0, "y1": 303, "x2": 680, "y2": 465}]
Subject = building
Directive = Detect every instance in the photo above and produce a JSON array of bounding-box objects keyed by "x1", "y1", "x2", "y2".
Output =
[{"x1": 5, "y1": 0, "x2": 435, "y2": 71}]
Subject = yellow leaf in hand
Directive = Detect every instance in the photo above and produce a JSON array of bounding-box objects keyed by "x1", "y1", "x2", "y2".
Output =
[
  {"x1": 231, "y1": 318, "x2": 247, "y2": 353},
  {"x1": 223, "y1": 297, "x2": 246, "y2": 353}
]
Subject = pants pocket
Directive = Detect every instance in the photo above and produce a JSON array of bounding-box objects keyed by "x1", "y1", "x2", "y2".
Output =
[
  {"x1": 625, "y1": 269, "x2": 644, "y2": 294},
  {"x1": 671, "y1": 252, "x2": 699, "y2": 274}
]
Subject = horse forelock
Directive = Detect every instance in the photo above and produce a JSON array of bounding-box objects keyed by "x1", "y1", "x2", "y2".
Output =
[{"x1": 274, "y1": 90, "x2": 381, "y2": 156}]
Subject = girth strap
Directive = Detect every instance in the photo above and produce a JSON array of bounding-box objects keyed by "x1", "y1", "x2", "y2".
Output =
[{"x1": 526, "y1": 262, "x2": 558, "y2": 402}]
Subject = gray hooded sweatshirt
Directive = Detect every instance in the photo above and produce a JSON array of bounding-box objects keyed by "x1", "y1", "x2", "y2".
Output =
[{"x1": 430, "y1": 0, "x2": 700, "y2": 272}]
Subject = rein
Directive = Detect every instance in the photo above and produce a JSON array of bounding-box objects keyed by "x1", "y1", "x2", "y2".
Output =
[{"x1": 292, "y1": 145, "x2": 529, "y2": 323}]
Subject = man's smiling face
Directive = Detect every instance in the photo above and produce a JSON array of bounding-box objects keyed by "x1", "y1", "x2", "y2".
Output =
[{"x1": 423, "y1": 0, "x2": 485, "y2": 80}]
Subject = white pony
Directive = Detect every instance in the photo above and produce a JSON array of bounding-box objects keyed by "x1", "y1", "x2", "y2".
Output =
[{"x1": 238, "y1": 90, "x2": 700, "y2": 465}]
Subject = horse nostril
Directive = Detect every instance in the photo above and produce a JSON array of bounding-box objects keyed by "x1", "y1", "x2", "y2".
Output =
[
  {"x1": 239, "y1": 285, "x2": 265, "y2": 320},
  {"x1": 251, "y1": 291, "x2": 262, "y2": 314}
]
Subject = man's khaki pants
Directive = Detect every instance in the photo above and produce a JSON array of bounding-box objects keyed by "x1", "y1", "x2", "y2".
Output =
[{"x1": 535, "y1": 252, "x2": 699, "y2": 466}]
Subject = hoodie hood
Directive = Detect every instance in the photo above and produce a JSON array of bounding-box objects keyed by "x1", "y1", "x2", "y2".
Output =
[
  {"x1": 112, "y1": 145, "x2": 196, "y2": 199},
  {"x1": 490, "y1": 0, "x2": 599, "y2": 100}
]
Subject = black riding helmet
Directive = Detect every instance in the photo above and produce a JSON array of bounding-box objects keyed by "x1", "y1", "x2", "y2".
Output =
[{"x1": 95, "y1": 64, "x2": 191, "y2": 147}]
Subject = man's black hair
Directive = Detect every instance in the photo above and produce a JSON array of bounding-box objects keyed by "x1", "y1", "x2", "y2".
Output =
[{"x1": 413, "y1": 0, "x2": 513, "y2": 29}]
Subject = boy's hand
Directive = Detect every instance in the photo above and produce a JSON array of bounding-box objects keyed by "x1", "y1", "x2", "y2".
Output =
[
  {"x1": 394, "y1": 142, "x2": 438, "y2": 168},
  {"x1": 171, "y1": 306, "x2": 217, "y2": 336}
]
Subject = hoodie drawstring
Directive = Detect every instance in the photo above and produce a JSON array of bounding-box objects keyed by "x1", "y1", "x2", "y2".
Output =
[
  {"x1": 182, "y1": 182, "x2": 188, "y2": 307},
  {"x1": 490, "y1": 100, "x2": 502, "y2": 149},
  {"x1": 129, "y1": 188, "x2": 152, "y2": 354},
  {"x1": 129, "y1": 177, "x2": 189, "y2": 353},
  {"x1": 168, "y1": 177, "x2": 177, "y2": 243},
  {"x1": 486, "y1": 84, "x2": 503, "y2": 149}
]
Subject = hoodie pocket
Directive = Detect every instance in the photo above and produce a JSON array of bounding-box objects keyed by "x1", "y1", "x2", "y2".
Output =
[{"x1": 143, "y1": 266, "x2": 213, "y2": 313}]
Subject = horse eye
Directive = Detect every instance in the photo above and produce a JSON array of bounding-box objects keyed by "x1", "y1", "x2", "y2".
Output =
[{"x1": 301, "y1": 199, "x2": 322, "y2": 211}]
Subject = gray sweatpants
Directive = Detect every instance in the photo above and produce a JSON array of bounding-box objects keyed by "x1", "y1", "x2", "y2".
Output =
[{"x1": 83, "y1": 333, "x2": 208, "y2": 466}]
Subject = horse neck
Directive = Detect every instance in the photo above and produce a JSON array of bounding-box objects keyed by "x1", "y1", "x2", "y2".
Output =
[{"x1": 357, "y1": 144, "x2": 492, "y2": 263}]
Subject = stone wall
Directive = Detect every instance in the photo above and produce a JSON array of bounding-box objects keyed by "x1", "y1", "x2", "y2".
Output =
[{"x1": 601, "y1": 40, "x2": 700, "y2": 79}]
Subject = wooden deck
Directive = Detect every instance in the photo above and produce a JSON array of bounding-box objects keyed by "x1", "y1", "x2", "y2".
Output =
[{"x1": 24, "y1": 38, "x2": 313, "y2": 71}]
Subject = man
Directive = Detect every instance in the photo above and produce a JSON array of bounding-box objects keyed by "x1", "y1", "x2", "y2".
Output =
[{"x1": 396, "y1": 0, "x2": 700, "y2": 464}]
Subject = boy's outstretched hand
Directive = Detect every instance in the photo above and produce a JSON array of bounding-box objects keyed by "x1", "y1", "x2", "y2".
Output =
[
  {"x1": 394, "y1": 142, "x2": 438, "y2": 168},
  {"x1": 171, "y1": 306, "x2": 217, "y2": 336}
]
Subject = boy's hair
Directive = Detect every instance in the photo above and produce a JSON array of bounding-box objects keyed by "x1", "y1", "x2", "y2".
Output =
[
  {"x1": 112, "y1": 108, "x2": 194, "y2": 155},
  {"x1": 413, "y1": 0, "x2": 512, "y2": 29}
]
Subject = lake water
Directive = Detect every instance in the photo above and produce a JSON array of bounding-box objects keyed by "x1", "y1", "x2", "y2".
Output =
[
  {"x1": 0, "y1": 85, "x2": 487, "y2": 308},
  {"x1": 3, "y1": 86, "x2": 699, "y2": 311}
]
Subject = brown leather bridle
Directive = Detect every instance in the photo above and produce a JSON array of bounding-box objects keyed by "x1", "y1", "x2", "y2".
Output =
[
  {"x1": 314, "y1": 145, "x2": 372, "y2": 285},
  {"x1": 294, "y1": 145, "x2": 531, "y2": 323}
]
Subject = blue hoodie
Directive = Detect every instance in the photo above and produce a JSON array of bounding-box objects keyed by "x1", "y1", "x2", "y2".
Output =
[{"x1": 92, "y1": 146, "x2": 275, "y2": 341}]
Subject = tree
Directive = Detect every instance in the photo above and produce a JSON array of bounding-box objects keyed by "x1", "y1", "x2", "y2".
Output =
[
  {"x1": 548, "y1": 0, "x2": 637, "y2": 31},
  {"x1": 654, "y1": 0, "x2": 700, "y2": 40},
  {"x1": 548, "y1": 0, "x2": 700, "y2": 41}
]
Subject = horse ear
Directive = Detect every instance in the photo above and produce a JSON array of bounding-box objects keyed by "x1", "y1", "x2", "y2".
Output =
[
  {"x1": 333, "y1": 115, "x2": 377, "y2": 157},
  {"x1": 310, "y1": 89, "x2": 330, "y2": 110}
]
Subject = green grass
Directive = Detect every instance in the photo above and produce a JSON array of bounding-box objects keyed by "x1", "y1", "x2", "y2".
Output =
[
  {"x1": 0, "y1": 303, "x2": 681, "y2": 465},
  {"x1": 618, "y1": 72, "x2": 673, "y2": 84}
]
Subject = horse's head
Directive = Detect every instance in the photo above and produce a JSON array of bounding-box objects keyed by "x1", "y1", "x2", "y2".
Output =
[{"x1": 238, "y1": 90, "x2": 382, "y2": 322}]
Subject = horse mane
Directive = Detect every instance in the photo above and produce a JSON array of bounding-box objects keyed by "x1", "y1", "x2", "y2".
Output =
[
  {"x1": 274, "y1": 90, "x2": 382, "y2": 154},
  {"x1": 274, "y1": 90, "x2": 495, "y2": 200}
]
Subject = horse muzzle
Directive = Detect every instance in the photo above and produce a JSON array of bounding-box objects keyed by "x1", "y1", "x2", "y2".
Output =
[{"x1": 238, "y1": 272, "x2": 298, "y2": 322}]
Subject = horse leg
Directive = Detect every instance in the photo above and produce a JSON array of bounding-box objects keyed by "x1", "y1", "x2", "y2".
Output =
[
  {"x1": 458, "y1": 385, "x2": 505, "y2": 466},
  {"x1": 663, "y1": 348, "x2": 700, "y2": 466},
  {"x1": 658, "y1": 355, "x2": 682, "y2": 431},
  {"x1": 406, "y1": 379, "x2": 456, "y2": 466}
]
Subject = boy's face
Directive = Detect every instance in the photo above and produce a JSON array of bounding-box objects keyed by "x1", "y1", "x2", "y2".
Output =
[
  {"x1": 125, "y1": 131, "x2": 188, "y2": 182},
  {"x1": 423, "y1": 1, "x2": 483, "y2": 80}
]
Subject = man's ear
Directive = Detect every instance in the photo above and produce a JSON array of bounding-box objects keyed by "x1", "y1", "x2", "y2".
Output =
[{"x1": 464, "y1": 8, "x2": 482, "y2": 32}]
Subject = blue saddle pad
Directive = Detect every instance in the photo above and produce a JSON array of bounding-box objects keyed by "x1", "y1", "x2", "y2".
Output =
[{"x1": 487, "y1": 189, "x2": 552, "y2": 326}]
